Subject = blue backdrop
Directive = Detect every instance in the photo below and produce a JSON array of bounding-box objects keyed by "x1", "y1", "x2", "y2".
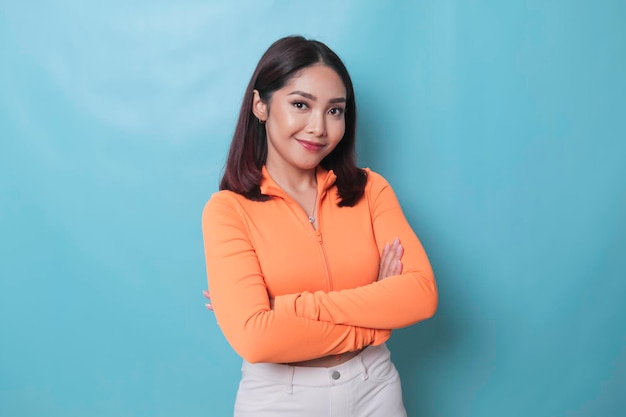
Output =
[{"x1": 1, "y1": 1, "x2": 624, "y2": 416}]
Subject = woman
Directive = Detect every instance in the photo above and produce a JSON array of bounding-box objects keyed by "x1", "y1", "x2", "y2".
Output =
[{"x1": 202, "y1": 35, "x2": 437, "y2": 417}]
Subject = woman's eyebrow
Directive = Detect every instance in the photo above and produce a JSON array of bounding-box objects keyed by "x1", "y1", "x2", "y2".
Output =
[{"x1": 288, "y1": 90, "x2": 346, "y2": 104}]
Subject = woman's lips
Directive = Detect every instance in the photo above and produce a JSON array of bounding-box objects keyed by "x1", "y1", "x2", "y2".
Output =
[{"x1": 296, "y1": 139, "x2": 325, "y2": 151}]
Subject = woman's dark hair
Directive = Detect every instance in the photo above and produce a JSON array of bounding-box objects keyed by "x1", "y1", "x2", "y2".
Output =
[{"x1": 219, "y1": 35, "x2": 367, "y2": 207}]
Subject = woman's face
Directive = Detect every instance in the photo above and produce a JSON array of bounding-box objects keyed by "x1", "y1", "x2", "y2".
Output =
[{"x1": 254, "y1": 64, "x2": 347, "y2": 174}]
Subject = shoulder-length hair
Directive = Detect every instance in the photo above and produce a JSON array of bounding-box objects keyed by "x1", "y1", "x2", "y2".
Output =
[{"x1": 219, "y1": 35, "x2": 367, "y2": 207}]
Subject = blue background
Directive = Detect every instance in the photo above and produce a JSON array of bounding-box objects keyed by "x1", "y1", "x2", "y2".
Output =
[{"x1": 1, "y1": 1, "x2": 624, "y2": 416}]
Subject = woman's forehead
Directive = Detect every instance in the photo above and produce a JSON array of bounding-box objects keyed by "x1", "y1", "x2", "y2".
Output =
[{"x1": 281, "y1": 65, "x2": 346, "y2": 98}]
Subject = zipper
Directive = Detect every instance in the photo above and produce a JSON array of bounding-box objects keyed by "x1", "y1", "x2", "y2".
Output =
[
  {"x1": 310, "y1": 195, "x2": 333, "y2": 291},
  {"x1": 285, "y1": 196, "x2": 334, "y2": 292},
  {"x1": 315, "y1": 229, "x2": 334, "y2": 291}
]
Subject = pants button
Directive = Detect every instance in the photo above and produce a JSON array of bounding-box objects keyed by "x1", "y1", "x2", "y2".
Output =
[{"x1": 331, "y1": 371, "x2": 341, "y2": 380}]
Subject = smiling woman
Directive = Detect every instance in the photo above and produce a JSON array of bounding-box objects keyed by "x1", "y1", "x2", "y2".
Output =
[
  {"x1": 201, "y1": 36, "x2": 438, "y2": 417},
  {"x1": 252, "y1": 64, "x2": 347, "y2": 223}
]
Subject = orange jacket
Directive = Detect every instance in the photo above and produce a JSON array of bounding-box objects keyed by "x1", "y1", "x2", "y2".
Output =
[{"x1": 202, "y1": 167, "x2": 437, "y2": 363}]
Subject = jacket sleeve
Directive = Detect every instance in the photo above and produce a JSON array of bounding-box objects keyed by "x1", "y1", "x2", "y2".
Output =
[
  {"x1": 273, "y1": 171, "x2": 438, "y2": 329},
  {"x1": 202, "y1": 193, "x2": 390, "y2": 364}
]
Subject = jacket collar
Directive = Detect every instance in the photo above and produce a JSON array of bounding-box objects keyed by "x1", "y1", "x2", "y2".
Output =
[{"x1": 260, "y1": 166, "x2": 337, "y2": 199}]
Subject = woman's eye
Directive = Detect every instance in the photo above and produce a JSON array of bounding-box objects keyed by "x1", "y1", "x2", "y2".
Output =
[
  {"x1": 292, "y1": 101, "x2": 308, "y2": 110},
  {"x1": 329, "y1": 107, "x2": 345, "y2": 116}
]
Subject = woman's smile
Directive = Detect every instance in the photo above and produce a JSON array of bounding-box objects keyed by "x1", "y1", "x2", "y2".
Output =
[{"x1": 296, "y1": 138, "x2": 326, "y2": 152}]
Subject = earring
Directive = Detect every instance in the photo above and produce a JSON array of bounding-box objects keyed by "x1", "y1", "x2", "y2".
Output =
[{"x1": 258, "y1": 118, "x2": 265, "y2": 124}]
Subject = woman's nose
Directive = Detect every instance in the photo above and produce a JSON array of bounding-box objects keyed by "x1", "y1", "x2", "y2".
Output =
[{"x1": 307, "y1": 112, "x2": 326, "y2": 137}]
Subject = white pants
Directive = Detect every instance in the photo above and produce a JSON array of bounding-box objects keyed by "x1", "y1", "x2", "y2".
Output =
[{"x1": 234, "y1": 344, "x2": 407, "y2": 417}]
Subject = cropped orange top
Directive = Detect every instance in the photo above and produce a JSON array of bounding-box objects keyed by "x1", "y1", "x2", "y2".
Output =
[{"x1": 201, "y1": 167, "x2": 437, "y2": 364}]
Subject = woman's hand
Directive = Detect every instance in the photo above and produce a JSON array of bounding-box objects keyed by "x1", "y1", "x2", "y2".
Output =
[
  {"x1": 203, "y1": 289, "x2": 214, "y2": 310},
  {"x1": 378, "y1": 237, "x2": 403, "y2": 281}
]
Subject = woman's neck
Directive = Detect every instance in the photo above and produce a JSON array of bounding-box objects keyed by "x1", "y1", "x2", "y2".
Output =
[{"x1": 265, "y1": 163, "x2": 318, "y2": 195}]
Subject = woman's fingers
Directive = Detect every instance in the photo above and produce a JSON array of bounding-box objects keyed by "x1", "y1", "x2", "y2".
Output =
[
  {"x1": 379, "y1": 242, "x2": 394, "y2": 279},
  {"x1": 393, "y1": 258, "x2": 403, "y2": 276},
  {"x1": 378, "y1": 238, "x2": 404, "y2": 280},
  {"x1": 203, "y1": 290, "x2": 214, "y2": 310},
  {"x1": 395, "y1": 243, "x2": 404, "y2": 272},
  {"x1": 378, "y1": 243, "x2": 390, "y2": 277}
]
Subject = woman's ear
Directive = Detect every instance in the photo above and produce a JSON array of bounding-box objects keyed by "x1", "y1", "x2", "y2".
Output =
[{"x1": 251, "y1": 90, "x2": 268, "y2": 122}]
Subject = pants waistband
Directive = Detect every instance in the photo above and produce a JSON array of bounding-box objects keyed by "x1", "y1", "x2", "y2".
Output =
[{"x1": 241, "y1": 344, "x2": 390, "y2": 388}]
